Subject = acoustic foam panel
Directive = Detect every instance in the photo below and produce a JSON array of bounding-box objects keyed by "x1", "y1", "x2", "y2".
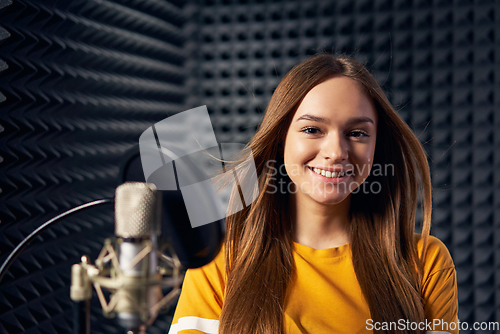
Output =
[{"x1": 0, "y1": 0, "x2": 188, "y2": 333}]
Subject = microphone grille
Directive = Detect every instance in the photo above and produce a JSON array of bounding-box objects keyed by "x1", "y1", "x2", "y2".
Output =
[{"x1": 115, "y1": 182, "x2": 160, "y2": 238}]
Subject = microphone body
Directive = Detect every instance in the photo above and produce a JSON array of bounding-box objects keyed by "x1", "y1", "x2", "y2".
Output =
[
  {"x1": 114, "y1": 182, "x2": 162, "y2": 330},
  {"x1": 114, "y1": 239, "x2": 162, "y2": 329}
]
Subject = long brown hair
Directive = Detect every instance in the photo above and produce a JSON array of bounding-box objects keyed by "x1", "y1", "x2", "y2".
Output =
[{"x1": 218, "y1": 54, "x2": 432, "y2": 334}]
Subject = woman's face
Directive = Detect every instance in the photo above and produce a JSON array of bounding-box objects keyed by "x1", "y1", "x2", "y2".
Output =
[{"x1": 283, "y1": 76, "x2": 378, "y2": 206}]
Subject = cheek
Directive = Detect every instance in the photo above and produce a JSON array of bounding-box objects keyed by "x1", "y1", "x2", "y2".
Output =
[
  {"x1": 284, "y1": 136, "x2": 315, "y2": 165},
  {"x1": 351, "y1": 143, "x2": 376, "y2": 177},
  {"x1": 284, "y1": 139, "x2": 319, "y2": 179}
]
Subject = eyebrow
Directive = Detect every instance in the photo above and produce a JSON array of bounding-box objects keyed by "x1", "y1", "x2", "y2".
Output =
[{"x1": 296, "y1": 114, "x2": 375, "y2": 126}]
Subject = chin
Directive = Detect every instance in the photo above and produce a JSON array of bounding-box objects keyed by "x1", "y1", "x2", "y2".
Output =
[{"x1": 309, "y1": 192, "x2": 350, "y2": 206}]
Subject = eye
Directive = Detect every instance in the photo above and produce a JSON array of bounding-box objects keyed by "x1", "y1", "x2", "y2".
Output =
[
  {"x1": 300, "y1": 126, "x2": 322, "y2": 135},
  {"x1": 348, "y1": 130, "x2": 369, "y2": 138}
]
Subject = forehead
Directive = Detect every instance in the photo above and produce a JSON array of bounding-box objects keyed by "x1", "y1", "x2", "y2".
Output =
[{"x1": 293, "y1": 76, "x2": 377, "y2": 123}]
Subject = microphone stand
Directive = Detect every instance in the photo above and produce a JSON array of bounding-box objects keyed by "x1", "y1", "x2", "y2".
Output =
[
  {"x1": 71, "y1": 240, "x2": 183, "y2": 333},
  {"x1": 73, "y1": 299, "x2": 90, "y2": 334}
]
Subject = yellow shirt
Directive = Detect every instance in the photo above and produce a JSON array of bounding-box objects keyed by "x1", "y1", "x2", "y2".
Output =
[{"x1": 169, "y1": 235, "x2": 458, "y2": 334}]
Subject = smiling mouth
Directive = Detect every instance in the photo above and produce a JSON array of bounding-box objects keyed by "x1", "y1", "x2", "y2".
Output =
[{"x1": 309, "y1": 167, "x2": 354, "y2": 178}]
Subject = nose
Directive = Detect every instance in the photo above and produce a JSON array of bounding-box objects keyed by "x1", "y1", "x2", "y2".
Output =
[{"x1": 320, "y1": 133, "x2": 348, "y2": 162}]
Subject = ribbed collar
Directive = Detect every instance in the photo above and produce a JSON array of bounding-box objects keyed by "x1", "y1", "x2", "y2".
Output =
[{"x1": 293, "y1": 241, "x2": 350, "y2": 259}]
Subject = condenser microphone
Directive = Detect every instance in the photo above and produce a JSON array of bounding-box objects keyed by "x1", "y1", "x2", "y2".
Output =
[
  {"x1": 113, "y1": 182, "x2": 162, "y2": 331},
  {"x1": 71, "y1": 183, "x2": 184, "y2": 333}
]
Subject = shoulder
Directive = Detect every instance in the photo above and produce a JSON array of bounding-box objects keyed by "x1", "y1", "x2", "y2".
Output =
[
  {"x1": 172, "y1": 247, "x2": 226, "y2": 316},
  {"x1": 414, "y1": 234, "x2": 455, "y2": 280},
  {"x1": 414, "y1": 235, "x2": 459, "y2": 330},
  {"x1": 181, "y1": 245, "x2": 226, "y2": 300},
  {"x1": 169, "y1": 248, "x2": 226, "y2": 333},
  {"x1": 186, "y1": 245, "x2": 226, "y2": 282}
]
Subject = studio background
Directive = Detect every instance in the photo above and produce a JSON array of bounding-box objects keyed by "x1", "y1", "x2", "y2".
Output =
[{"x1": 0, "y1": 0, "x2": 498, "y2": 333}]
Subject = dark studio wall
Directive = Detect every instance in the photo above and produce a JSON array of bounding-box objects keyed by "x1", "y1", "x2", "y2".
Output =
[
  {"x1": 0, "y1": 0, "x2": 498, "y2": 333},
  {"x1": 0, "y1": 0, "x2": 188, "y2": 333}
]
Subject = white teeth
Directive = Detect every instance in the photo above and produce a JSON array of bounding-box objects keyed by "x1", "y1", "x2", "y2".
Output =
[{"x1": 311, "y1": 168, "x2": 347, "y2": 178}]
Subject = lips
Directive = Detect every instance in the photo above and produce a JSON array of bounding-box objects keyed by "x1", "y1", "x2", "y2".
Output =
[{"x1": 308, "y1": 166, "x2": 354, "y2": 179}]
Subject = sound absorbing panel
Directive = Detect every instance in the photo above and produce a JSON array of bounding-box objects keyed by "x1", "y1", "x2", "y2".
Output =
[
  {"x1": 184, "y1": 0, "x2": 498, "y2": 332},
  {"x1": 0, "y1": 0, "x2": 188, "y2": 333}
]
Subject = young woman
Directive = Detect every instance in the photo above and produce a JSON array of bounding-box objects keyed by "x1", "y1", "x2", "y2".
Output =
[{"x1": 168, "y1": 54, "x2": 458, "y2": 334}]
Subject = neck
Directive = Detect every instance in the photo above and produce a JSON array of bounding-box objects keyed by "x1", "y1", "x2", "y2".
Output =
[{"x1": 290, "y1": 194, "x2": 351, "y2": 250}]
